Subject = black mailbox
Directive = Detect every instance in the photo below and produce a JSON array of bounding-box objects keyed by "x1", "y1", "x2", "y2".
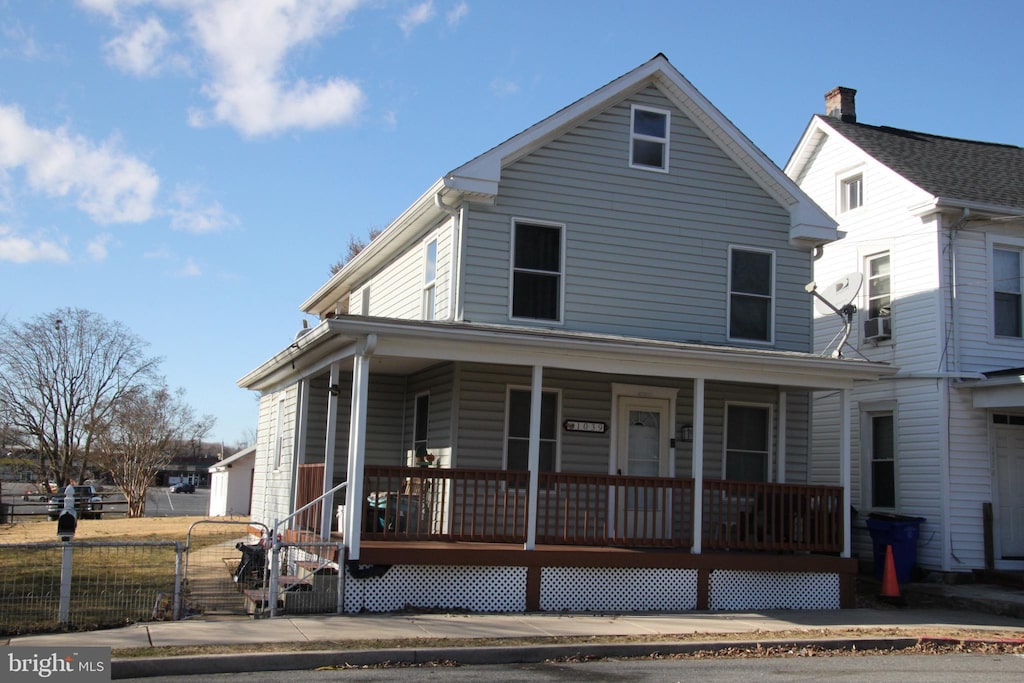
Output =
[{"x1": 57, "y1": 509, "x2": 77, "y2": 541}]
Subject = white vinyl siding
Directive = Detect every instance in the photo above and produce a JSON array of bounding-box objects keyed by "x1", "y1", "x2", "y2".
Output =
[{"x1": 354, "y1": 225, "x2": 452, "y2": 320}]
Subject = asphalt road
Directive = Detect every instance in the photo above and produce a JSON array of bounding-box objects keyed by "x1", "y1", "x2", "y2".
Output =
[{"x1": 115, "y1": 653, "x2": 1024, "y2": 682}]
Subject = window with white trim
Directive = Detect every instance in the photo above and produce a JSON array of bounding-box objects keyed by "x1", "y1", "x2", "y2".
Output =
[
  {"x1": 505, "y1": 388, "x2": 558, "y2": 473},
  {"x1": 868, "y1": 412, "x2": 896, "y2": 509},
  {"x1": 273, "y1": 397, "x2": 285, "y2": 471},
  {"x1": 511, "y1": 221, "x2": 563, "y2": 322},
  {"x1": 866, "y1": 253, "x2": 891, "y2": 319},
  {"x1": 629, "y1": 105, "x2": 670, "y2": 171},
  {"x1": 724, "y1": 403, "x2": 771, "y2": 482},
  {"x1": 728, "y1": 247, "x2": 774, "y2": 342},
  {"x1": 841, "y1": 173, "x2": 863, "y2": 212},
  {"x1": 994, "y1": 247, "x2": 1023, "y2": 337},
  {"x1": 423, "y1": 239, "x2": 437, "y2": 320}
]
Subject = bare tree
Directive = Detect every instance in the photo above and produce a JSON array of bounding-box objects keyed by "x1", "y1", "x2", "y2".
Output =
[
  {"x1": 0, "y1": 308, "x2": 160, "y2": 490},
  {"x1": 93, "y1": 386, "x2": 214, "y2": 517},
  {"x1": 329, "y1": 226, "x2": 384, "y2": 275}
]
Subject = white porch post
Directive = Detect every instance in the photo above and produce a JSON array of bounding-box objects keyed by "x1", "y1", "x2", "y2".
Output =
[
  {"x1": 524, "y1": 365, "x2": 543, "y2": 551},
  {"x1": 690, "y1": 378, "x2": 705, "y2": 554},
  {"x1": 777, "y1": 390, "x2": 787, "y2": 483},
  {"x1": 344, "y1": 350, "x2": 372, "y2": 560},
  {"x1": 289, "y1": 379, "x2": 310, "y2": 525},
  {"x1": 840, "y1": 387, "x2": 852, "y2": 558},
  {"x1": 321, "y1": 364, "x2": 340, "y2": 540}
]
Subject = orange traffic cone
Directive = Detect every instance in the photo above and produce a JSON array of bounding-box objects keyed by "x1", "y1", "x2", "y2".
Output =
[{"x1": 881, "y1": 544, "x2": 901, "y2": 598}]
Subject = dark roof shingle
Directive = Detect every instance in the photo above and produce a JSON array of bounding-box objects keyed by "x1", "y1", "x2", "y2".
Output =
[{"x1": 821, "y1": 115, "x2": 1024, "y2": 210}]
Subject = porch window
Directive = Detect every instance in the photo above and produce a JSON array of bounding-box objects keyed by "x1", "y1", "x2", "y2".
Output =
[
  {"x1": 413, "y1": 393, "x2": 429, "y2": 457},
  {"x1": 423, "y1": 239, "x2": 437, "y2": 320},
  {"x1": 994, "y1": 247, "x2": 1023, "y2": 337},
  {"x1": 505, "y1": 388, "x2": 558, "y2": 473},
  {"x1": 728, "y1": 247, "x2": 774, "y2": 342},
  {"x1": 869, "y1": 413, "x2": 896, "y2": 509},
  {"x1": 724, "y1": 404, "x2": 770, "y2": 482},
  {"x1": 512, "y1": 221, "x2": 563, "y2": 322},
  {"x1": 629, "y1": 105, "x2": 670, "y2": 172}
]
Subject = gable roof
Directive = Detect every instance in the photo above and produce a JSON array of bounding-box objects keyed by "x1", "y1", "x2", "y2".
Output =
[
  {"x1": 791, "y1": 115, "x2": 1024, "y2": 214},
  {"x1": 302, "y1": 54, "x2": 837, "y2": 316}
]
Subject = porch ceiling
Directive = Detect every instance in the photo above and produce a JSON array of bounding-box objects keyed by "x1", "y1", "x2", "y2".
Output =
[{"x1": 239, "y1": 316, "x2": 896, "y2": 393}]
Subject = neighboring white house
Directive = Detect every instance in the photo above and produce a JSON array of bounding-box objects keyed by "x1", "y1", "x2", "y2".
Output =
[
  {"x1": 786, "y1": 87, "x2": 1024, "y2": 576},
  {"x1": 208, "y1": 446, "x2": 255, "y2": 517},
  {"x1": 238, "y1": 55, "x2": 895, "y2": 614}
]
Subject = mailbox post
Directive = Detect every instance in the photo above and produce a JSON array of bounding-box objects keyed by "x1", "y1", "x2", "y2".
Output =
[{"x1": 57, "y1": 489, "x2": 77, "y2": 624}]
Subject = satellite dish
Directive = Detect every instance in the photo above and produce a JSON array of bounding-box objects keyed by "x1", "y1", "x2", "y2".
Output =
[
  {"x1": 805, "y1": 272, "x2": 864, "y2": 358},
  {"x1": 812, "y1": 272, "x2": 863, "y2": 316}
]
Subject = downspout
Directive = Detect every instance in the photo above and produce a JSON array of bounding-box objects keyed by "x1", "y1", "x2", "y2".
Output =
[{"x1": 435, "y1": 192, "x2": 462, "y2": 321}]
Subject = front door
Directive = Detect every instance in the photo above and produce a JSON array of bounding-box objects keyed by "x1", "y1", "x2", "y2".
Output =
[
  {"x1": 616, "y1": 396, "x2": 671, "y2": 539},
  {"x1": 995, "y1": 424, "x2": 1024, "y2": 558}
]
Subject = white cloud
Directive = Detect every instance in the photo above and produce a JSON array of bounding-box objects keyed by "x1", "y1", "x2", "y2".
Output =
[
  {"x1": 177, "y1": 256, "x2": 201, "y2": 277},
  {"x1": 86, "y1": 233, "x2": 115, "y2": 261},
  {"x1": 0, "y1": 226, "x2": 70, "y2": 263},
  {"x1": 490, "y1": 78, "x2": 520, "y2": 97},
  {"x1": 103, "y1": 15, "x2": 175, "y2": 76},
  {"x1": 399, "y1": 1, "x2": 434, "y2": 36},
  {"x1": 83, "y1": 0, "x2": 367, "y2": 137},
  {"x1": 1, "y1": 20, "x2": 42, "y2": 60},
  {"x1": 446, "y1": 1, "x2": 468, "y2": 27},
  {"x1": 169, "y1": 183, "x2": 237, "y2": 234},
  {"x1": 0, "y1": 104, "x2": 160, "y2": 223}
]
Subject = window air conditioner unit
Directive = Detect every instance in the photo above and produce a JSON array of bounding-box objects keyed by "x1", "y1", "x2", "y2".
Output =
[{"x1": 863, "y1": 316, "x2": 892, "y2": 341}]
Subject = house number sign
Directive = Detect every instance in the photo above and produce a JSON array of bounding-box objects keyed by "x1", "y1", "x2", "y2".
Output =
[{"x1": 564, "y1": 420, "x2": 607, "y2": 434}]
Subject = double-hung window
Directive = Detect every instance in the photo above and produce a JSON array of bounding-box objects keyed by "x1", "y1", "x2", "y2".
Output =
[
  {"x1": 866, "y1": 253, "x2": 891, "y2": 319},
  {"x1": 724, "y1": 404, "x2": 771, "y2": 482},
  {"x1": 728, "y1": 247, "x2": 774, "y2": 342},
  {"x1": 505, "y1": 388, "x2": 558, "y2": 473},
  {"x1": 868, "y1": 412, "x2": 896, "y2": 509},
  {"x1": 413, "y1": 393, "x2": 429, "y2": 457},
  {"x1": 994, "y1": 247, "x2": 1023, "y2": 337},
  {"x1": 423, "y1": 239, "x2": 437, "y2": 320},
  {"x1": 841, "y1": 174, "x2": 863, "y2": 212},
  {"x1": 630, "y1": 105, "x2": 670, "y2": 171},
  {"x1": 512, "y1": 221, "x2": 563, "y2": 322}
]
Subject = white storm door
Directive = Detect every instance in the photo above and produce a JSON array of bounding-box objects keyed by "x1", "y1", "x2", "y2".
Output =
[
  {"x1": 995, "y1": 425, "x2": 1024, "y2": 558},
  {"x1": 616, "y1": 397, "x2": 671, "y2": 539}
]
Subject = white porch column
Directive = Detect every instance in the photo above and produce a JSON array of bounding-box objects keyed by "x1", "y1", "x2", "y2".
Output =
[
  {"x1": 839, "y1": 387, "x2": 852, "y2": 558},
  {"x1": 524, "y1": 365, "x2": 543, "y2": 551},
  {"x1": 777, "y1": 390, "x2": 787, "y2": 483},
  {"x1": 289, "y1": 379, "x2": 310, "y2": 524},
  {"x1": 690, "y1": 378, "x2": 705, "y2": 554},
  {"x1": 344, "y1": 351, "x2": 372, "y2": 560},
  {"x1": 321, "y1": 364, "x2": 340, "y2": 540}
]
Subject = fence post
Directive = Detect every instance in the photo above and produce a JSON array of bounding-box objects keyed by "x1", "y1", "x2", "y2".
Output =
[
  {"x1": 268, "y1": 520, "x2": 280, "y2": 618},
  {"x1": 58, "y1": 540, "x2": 73, "y2": 625},
  {"x1": 336, "y1": 542, "x2": 345, "y2": 614},
  {"x1": 173, "y1": 541, "x2": 183, "y2": 620}
]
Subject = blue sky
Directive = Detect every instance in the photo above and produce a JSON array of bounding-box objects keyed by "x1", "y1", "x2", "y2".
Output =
[{"x1": 1, "y1": 0, "x2": 1021, "y2": 447}]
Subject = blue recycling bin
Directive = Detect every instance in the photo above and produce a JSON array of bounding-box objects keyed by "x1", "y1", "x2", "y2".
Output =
[{"x1": 865, "y1": 514, "x2": 925, "y2": 584}]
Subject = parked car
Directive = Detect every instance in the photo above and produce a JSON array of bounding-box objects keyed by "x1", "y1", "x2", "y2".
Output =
[
  {"x1": 47, "y1": 484, "x2": 104, "y2": 520},
  {"x1": 169, "y1": 482, "x2": 195, "y2": 494}
]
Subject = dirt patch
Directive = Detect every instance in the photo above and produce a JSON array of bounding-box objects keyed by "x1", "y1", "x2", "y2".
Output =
[{"x1": 0, "y1": 516, "x2": 249, "y2": 543}]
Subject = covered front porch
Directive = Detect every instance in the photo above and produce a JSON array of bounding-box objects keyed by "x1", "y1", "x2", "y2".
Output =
[{"x1": 241, "y1": 317, "x2": 895, "y2": 612}]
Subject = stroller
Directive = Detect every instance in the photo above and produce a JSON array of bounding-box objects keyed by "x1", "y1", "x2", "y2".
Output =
[{"x1": 233, "y1": 539, "x2": 267, "y2": 588}]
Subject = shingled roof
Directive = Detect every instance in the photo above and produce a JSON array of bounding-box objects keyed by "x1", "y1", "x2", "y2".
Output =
[{"x1": 819, "y1": 115, "x2": 1024, "y2": 211}]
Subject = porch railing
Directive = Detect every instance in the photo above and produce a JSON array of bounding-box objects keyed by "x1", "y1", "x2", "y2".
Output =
[
  {"x1": 298, "y1": 464, "x2": 842, "y2": 553},
  {"x1": 702, "y1": 479, "x2": 844, "y2": 553}
]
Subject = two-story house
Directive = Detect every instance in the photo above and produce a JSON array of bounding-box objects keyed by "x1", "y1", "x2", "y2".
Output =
[
  {"x1": 238, "y1": 56, "x2": 894, "y2": 614},
  {"x1": 787, "y1": 87, "x2": 1024, "y2": 580}
]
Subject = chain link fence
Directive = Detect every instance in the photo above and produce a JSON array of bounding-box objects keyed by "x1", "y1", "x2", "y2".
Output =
[{"x1": 0, "y1": 541, "x2": 182, "y2": 635}]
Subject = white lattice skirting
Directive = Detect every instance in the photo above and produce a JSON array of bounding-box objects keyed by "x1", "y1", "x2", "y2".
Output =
[
  {"x1": 540, "y1": 567, "x2": 699, "y2": 611},
  {"x1": 709, "y1": 570, "x2": 840, "y2": 610},
  {"x1": 341, "y1": 564, "x2": 840, "y2": 613},
  {"x1": 344, "y1": 565, "x2": 528, "y2": 613}
]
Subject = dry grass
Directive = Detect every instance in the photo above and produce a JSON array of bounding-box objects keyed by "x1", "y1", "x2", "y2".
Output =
[{"x1": 0, "y1": 516, "x2": 247, "y2": 544}]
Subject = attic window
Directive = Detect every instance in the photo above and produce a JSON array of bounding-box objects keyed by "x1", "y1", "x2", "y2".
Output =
[
  {"x1": 630, "y1": 105, "x2": 670, "y2": 172},
  {"x1": 841, "y1": 173, "x2": 864, "y2": 212}
]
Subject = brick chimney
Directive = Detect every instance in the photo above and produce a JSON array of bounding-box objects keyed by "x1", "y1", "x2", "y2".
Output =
[{"x1": 825, "y1": 86, "x2": 857, "y2": 123}]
